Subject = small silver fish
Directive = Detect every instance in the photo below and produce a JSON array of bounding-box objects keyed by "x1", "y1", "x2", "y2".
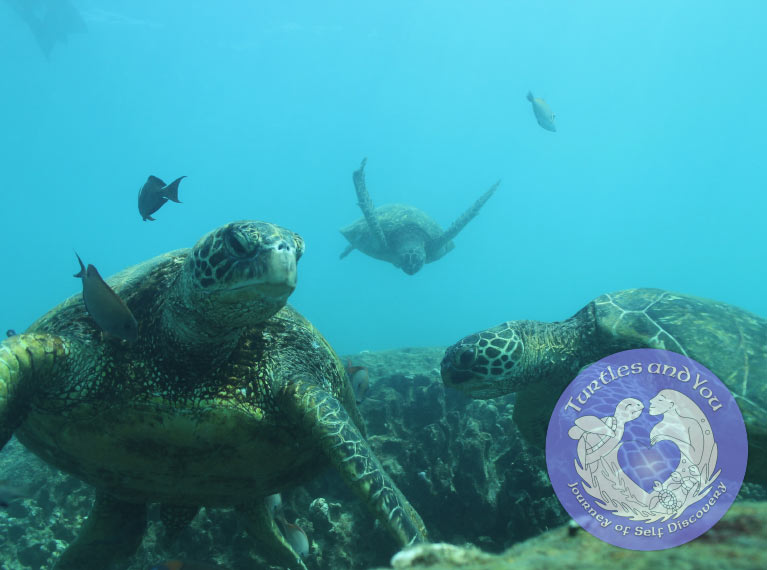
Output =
[
  {"x1": 74, "y1": 253, "x2": 138, "y2": 342},
  {"x1": 279, "y1": 518, "x2": 310, "y2": 558},
  {"x1": 527, "y1": 91, "x2": 556, "y2": 132},
  {"x1": 138, "y1": 175, "x2": 186, "y2": 221},
  {"x1": 346, "y1": 360, "x2": 370, "y2": 403}
]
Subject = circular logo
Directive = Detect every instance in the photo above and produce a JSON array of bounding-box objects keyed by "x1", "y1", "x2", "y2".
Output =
[{"x1": 546, "y1": 349, "x2": 747, "y2": 550}]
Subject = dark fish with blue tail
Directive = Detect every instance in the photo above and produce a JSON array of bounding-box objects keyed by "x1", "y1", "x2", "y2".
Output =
[
  {"x1": 138, "y1": 175, "x2": 186, "y2": 221},
  {"x1": 74, "y1": 253, "x2": 138, "y2": 341},
  {"x1": 6, "y1": 0, "x2": 86, "y2": 58}
]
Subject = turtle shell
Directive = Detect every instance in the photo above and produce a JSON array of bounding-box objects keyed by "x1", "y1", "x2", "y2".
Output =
[
  {"x1": 590, "y1": 289, "x2": 767, "y2": 481},
  {"x1": 340, "y1": 204, "x2": 453, "y2": 263},
  {"x1": 592, "y1": 288, "x2": 767, "y2": 415}
]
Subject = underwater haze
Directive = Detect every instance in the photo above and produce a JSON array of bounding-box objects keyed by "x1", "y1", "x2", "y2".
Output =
[{"x1": 2, "y1": 0, "x2": 766, "y2": 356}]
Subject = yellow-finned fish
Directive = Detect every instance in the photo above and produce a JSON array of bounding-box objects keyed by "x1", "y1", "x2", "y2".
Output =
[
  {"x1": 526, "y1": 91, "x2": 556, "y2": 132},
  {"x1": 74, "y1": 253, "x2": 138, "y2": 342}
]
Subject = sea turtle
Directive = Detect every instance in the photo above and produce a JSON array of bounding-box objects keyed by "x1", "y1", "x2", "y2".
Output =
[
  {"x1": 339, "y1": 158, "x2": 499, "y2": 275},
  {"x1": 440, "y1": 288, "x2": 767, "y2": 483},
  {"x1": 0, "y1": 220, "x2": 427, "y2": 570}
]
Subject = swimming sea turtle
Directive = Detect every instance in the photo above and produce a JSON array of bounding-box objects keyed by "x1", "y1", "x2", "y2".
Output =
[
  {"x1": 440, "y1": 288, "x2": 767, "y2": 483},
  {"x1": 339, "y1": 158, "x2": 499, "y2": 275},
  {"x1": 0, "y1": 220, "x2": 427, "y2": 570}
]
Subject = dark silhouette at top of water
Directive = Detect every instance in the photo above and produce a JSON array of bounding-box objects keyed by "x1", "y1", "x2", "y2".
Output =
[{"x1": 5, "y1": 0, "x2": 86, "y2": 57}]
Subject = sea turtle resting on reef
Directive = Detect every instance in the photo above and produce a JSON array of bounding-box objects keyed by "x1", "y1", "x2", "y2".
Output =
[
  {"x1": 339, "y1": 158, "x2": 500, "y2": 274},
  {"x1": 440, "y1": 288, "x2": 767, "y2": 483},
  {"x1": 0, "y1": 220, "x2": 426, "y2": 570}
]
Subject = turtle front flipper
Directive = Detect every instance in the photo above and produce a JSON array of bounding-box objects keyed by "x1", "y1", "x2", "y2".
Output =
[
  {"x1": 352, "y1": 157, "x2": 389, "y2": 251},
  {"x1": 514, "y1": 376, "x2": 570, "y2": 448},
  {"x1": 236, "y1": 499, "x2": 308, "y2": 570},
  {"x1": 428, "y1": 180, "x2": 500, "y2": 257},
  {"x1": 54, "y1": 491, "x2": 147, "y2": 570},
  {"x1": 0, "y1": 334, "x2": 69, "y2": 446},
  {"x1": 280, "y1": 379, "x2": 428, "y2": 547}
]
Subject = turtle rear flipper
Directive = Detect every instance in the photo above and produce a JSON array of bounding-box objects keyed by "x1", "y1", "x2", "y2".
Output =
[
  {"x1": 0, "y1": 334, "x2": 68, "y2": 445},
  {"x1": 281, "y1": 379, "x2": 427, "y2": 547},
  {"x1": 339, "y1": 242, "x2": 355, "y2": 259},
  {"x1": 428, "y1": 180, "x2": 500, "y2": 257},
  {"x1": 53, "y1": 491, "x2": 147, "y2": 570},
  {"x1": 352, "y1": 158, "x2": 389, "y2": 251}
]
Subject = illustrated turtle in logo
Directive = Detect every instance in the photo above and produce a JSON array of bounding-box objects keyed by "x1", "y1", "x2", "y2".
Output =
[{"x1": 568, "y1": 398, "x2": 644, "y2": 470}]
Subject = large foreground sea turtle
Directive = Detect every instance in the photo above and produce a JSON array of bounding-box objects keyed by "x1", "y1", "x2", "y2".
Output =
[
  {"x1": 0, "y1": 220, "x2": 426, "y2": 570},
  {"x1": 440, "y1": 288, "x2": 767, "y2": 483},
  {"x1": 340, "y1": 158, "x2": 499, "y2": 275}
]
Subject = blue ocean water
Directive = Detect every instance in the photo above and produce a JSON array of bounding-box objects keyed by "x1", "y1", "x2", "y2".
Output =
[{"x1": 2, "y1": 0, "x2": 766, "y2": 356}]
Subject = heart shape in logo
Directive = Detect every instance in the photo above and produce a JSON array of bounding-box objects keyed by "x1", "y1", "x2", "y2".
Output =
[{"x1": 617, "y1": 439, "x2": 681, "y2": 493}]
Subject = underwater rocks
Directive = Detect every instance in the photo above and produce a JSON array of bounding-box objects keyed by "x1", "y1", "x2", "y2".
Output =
[
  {"x1": 390, "y1": 542, "x2": 496, "y2": 568},
  {"x1": 377, "y1": 501, "x2": 767, "y2": 570},
  {"x1": 0, "y1": 437, "x2": 91, "y2": 569},
  {"x1": 346, "y1": 347, "x2": 568, "y2": 549}
]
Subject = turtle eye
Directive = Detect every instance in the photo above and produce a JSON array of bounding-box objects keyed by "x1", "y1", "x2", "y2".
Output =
[
  {"x1": 225, "y1": 228, "x2": 255, "y2": 258},
  {"x1": 452, "y1": 346, "x2": 478, "y2": 370}
]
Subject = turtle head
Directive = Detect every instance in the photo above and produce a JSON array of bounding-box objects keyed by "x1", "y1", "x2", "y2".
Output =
[
  {"x1": 398, "y1": 247, "x2": 426, "y2": 275},
  {"x1": 441, "y1": 321, "x2": 531, "y2": 399},
  {"x1": 393, "y1": 233, "x2": 427, "y2": 275},
  {"x1": 442, "y1": 313, "x2": 597, "y2": 399},
  {"x1": 176, "y1": 220, "x2": 304, "y2": 329}
]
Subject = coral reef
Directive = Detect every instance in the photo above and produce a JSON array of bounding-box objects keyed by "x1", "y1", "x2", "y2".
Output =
[
  {"x1": 347, "y1": 347, "x2": 567, "y2": 548},
  {"x1": 376, "y1": 501, "x2": 767, "y2": 570}
]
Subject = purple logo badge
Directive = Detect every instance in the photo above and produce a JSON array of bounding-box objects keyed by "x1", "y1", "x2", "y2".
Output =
[{"x1": 546, "y1": 349, "x2": 747, "y2": 550}]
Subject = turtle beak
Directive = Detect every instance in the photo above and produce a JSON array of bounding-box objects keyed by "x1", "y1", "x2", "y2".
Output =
[{"x1": 253, "y1": 245, "x2": 297, "y2": 298}]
